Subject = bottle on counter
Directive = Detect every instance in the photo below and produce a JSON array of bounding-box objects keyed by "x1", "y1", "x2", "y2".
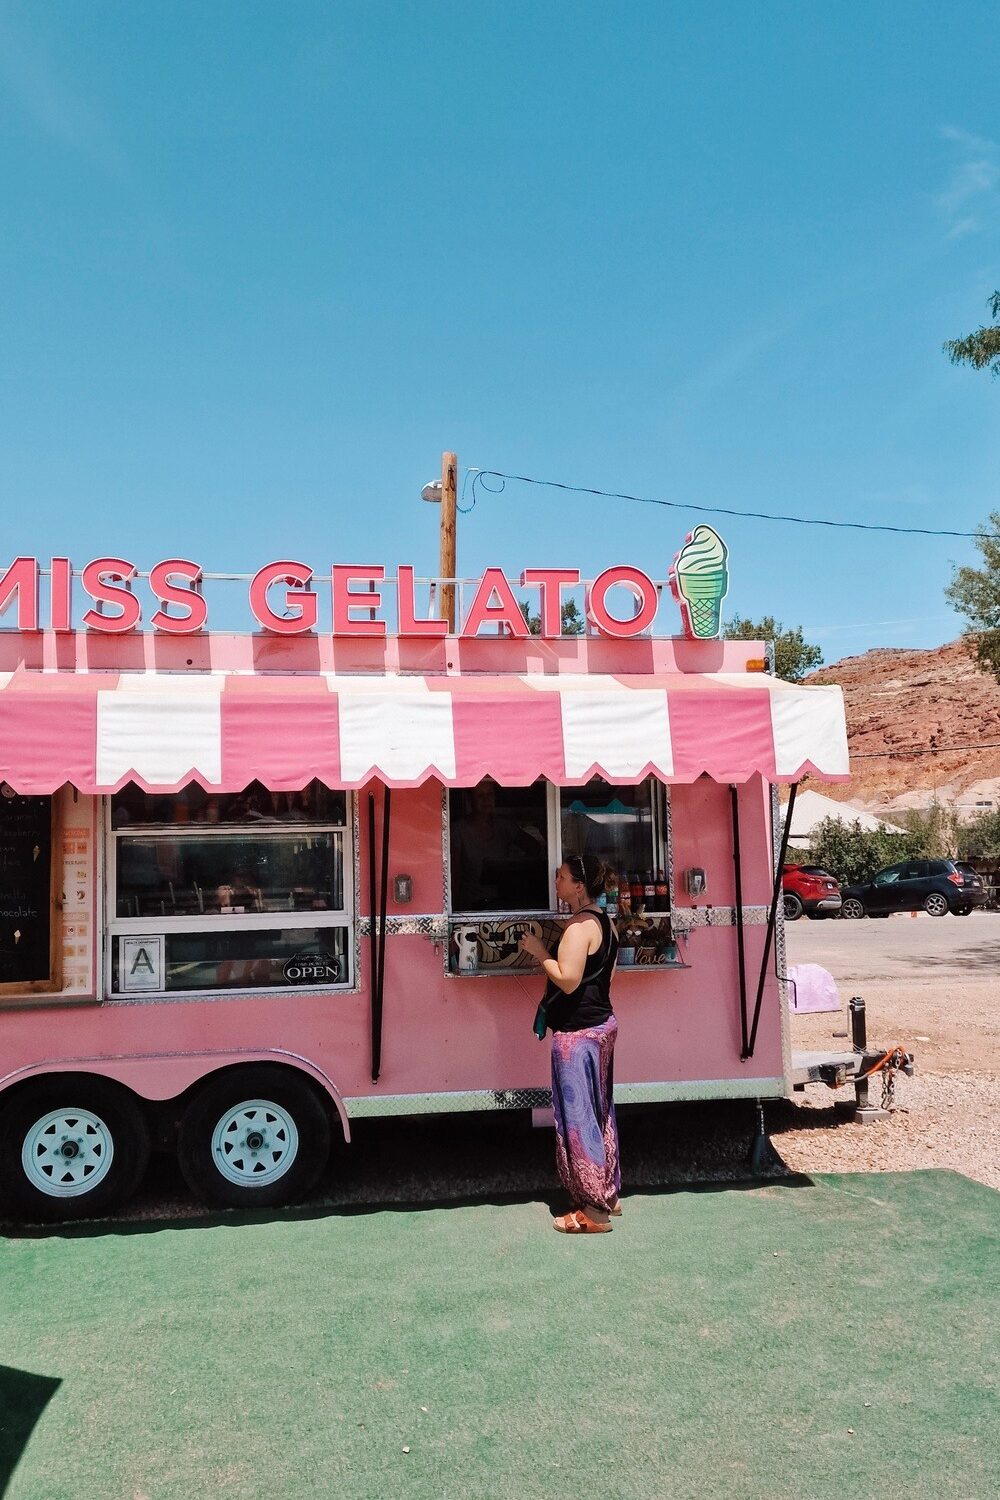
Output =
[
  {"x1": 655, "y1": 869, "x2": 668, "y2": 912},
  {"x1": 630, "y1": 872, "x2": 644, "y2": 914},
  {"x1": 618, "y1": 878, "x2": 631, "y2": 919},
  {"x1": 643, "y1": 870, "x2": 656, "y2": 911},
  {"x1": 605, "y1": 869, "x2": 619, "y2": 918}
]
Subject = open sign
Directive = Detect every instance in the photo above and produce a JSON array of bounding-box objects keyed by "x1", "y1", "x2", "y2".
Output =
[{"x1": 282, "y1": 952, "x2": 342, "y2": 983}]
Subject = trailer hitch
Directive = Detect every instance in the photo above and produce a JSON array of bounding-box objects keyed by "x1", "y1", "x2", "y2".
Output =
[{"x1": 848, "y1": 996, "x2": 915, "y2": 1121}]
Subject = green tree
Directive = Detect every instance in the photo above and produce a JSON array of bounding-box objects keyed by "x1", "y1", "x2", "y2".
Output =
[
  {"x1": 943, "y1": 290, "x2": 1000, "y2": 378},
  {"x1": 519, "y1": 599, "x2": 585, "y2": 636},
  {"x1": 723, "y1": 615, "x2": 823, "y2": 682},
  {"x1": 806, "y1": 817, "x2": 915, "y2": 887},
  {"x1": 895, "y1": 801, "x2": 961, "y2": 860},
  {"x1": 958, "y1": 808, "x2": 1000, "y2": 860},
  {"x1": 944, "y1": 510, "x2": 1000, "y2": 681}
]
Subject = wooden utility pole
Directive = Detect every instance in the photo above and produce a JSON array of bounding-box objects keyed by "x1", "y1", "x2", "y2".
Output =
[{"x1": 439, "y1": 450, "x2": 457, "y2": 632}]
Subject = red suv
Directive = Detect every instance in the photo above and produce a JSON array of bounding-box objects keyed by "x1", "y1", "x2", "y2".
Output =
[{"x1": 782, "y1": 865, "x2": 842, "y2": 921}]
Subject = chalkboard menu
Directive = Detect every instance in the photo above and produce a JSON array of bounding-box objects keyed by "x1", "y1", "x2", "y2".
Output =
[{"x1": 0, "y1": 790, "x2": 53, "y2": 986}]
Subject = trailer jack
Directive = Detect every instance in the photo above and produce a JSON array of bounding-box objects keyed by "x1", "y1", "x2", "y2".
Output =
[{"x1": 848, "y1": 996, "x2": 915, "y2": 1123}]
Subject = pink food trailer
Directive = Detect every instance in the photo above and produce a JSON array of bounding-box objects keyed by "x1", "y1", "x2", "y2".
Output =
[{"x1": 0, "y1": 546, "x2": 849, "y2": 1220}]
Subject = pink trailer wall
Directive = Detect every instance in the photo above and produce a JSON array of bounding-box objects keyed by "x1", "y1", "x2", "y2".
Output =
[{"x1": 0, "y1": 774, "x2": 786, "y2": 1115}]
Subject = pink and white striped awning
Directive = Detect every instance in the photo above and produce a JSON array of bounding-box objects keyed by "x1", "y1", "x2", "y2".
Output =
[{"x1": 0, "y1": 669, "x2": 849, "y2": 794}]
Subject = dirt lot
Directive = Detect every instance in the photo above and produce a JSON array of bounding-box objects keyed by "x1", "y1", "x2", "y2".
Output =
[
  {"x1": 778, "y1": 910, "x2": 1000, "y2": 1190},
  {"x1": 785, "y1": 907, "x2": 999, "y2": 1074}
]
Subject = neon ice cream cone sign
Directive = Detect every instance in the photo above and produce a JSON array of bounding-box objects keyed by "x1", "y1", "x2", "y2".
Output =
[{"x1": 668, "y1": 526, "x2": 730, "y2": 640}]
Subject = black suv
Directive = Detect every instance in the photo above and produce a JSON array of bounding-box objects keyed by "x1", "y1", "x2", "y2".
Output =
[{"x1": 841, "y1": 859, "x2": 987, "y2": 919}]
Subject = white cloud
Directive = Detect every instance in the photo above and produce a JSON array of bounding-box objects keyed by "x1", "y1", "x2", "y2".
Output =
[
  {"x1": 0, "y1": 14, "x2": 128, "y2": 181},
  {"x1": 937, "y1": 125, "x2": 999, "y2": 237}
]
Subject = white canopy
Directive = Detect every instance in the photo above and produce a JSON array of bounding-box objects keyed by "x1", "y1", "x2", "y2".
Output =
[{"x1": 782, "y1": 789, "x2": 906, "y2": 842}]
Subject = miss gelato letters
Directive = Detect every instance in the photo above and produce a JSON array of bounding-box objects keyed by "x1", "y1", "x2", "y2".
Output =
[{"x1": 0, "y1": 547, "x2": 730, "y2": 639}]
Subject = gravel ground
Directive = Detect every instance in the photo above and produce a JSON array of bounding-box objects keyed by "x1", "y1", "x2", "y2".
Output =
[{"x1": 781, "y1": 913, "x2": 1000, "y2": 1192}]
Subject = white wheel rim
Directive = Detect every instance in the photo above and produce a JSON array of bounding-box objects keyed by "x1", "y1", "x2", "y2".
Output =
[
  {"x1": 210, "y1": 1099, "x2": 299, "y2": 1187},
  {"x1": 21, "y1": 1108, "x2": 115, "y2": 1198}
]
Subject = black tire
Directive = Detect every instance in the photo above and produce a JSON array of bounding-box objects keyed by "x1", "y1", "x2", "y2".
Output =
[
  {"x1": 954, "y1": 906, "x2": 973, "y2": 916},
  {"x1": 0, "y1": 1075, "x2": 150, "y2": 1223},
  {"x1": 783, "y1": 893, "x2": 803, "y2": 921},
  {"x1": 924, "y1": 893, "x2": 949, "y2": 917},
  {"x1": 840, "y1": 897, "x2": 866, "y2": 920},
  {"x1": 177, "y1": 1066, "x2": 331, "y2": 1210},
  {"x1": 869, "y1": 911, "x2": 891, "y2": 919}
]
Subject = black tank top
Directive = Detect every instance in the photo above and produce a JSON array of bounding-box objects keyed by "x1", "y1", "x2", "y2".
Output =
[{"x1": 544, "y1": 907, "x2": 619, "y2": 1033}]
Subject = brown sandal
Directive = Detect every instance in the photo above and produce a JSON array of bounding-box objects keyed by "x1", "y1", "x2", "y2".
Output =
[{"x1": 553, "y1": 1210, "x2": 613, "y2": 1234}]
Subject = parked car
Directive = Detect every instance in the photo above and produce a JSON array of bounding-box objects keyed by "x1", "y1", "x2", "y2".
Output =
[
  {"x1": 954, "y1": 861, "x2": 988, "y2": 902},
  {"x1": 840, "y1": 859, "x2": 988, "y2": 919},
  {"x1": 782, "y1": 864, "x2": 842, "y2": 921}
]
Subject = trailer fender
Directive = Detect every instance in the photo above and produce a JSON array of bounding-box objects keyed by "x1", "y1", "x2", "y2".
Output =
[{"x1": 0, "y1": 1048, "x2": 351, "y2": 1143}]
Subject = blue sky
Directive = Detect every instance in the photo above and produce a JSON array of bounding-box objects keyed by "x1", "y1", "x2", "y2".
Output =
[{"x1": 1, "y1": 1, "x2": 997, "y2": 659}]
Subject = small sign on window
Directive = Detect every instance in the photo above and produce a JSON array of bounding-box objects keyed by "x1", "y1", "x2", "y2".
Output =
[{"x1": 120, "y1": 935, "x2": 165, "y2": 992}]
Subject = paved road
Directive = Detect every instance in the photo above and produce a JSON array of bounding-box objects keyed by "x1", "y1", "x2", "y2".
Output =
[{"x1": 785, "y1": 907, "x2": 999, "y2": 984}]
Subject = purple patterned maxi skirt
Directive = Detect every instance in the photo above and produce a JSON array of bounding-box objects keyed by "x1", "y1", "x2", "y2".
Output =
[{"x1": 550, "y1": 1017, "x2": 621, "y2": 1213}]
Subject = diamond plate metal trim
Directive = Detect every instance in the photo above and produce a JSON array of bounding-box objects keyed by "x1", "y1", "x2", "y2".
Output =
[
  {"x1": 671, "y1": 906, "x2": 770, "y2": 930},
  {"x1": 357, "y1": 915, "x2": 448, "y2": 938},
  {"x1": 345, "y1": 1087, "x2": 552, "y2": 1117},
  {"x1": 344, "y1": 1077, "x2": 787, "y2": 1117},
  {"x1": 772, "y1": 778, "x2": 792, "y2": 1079}
]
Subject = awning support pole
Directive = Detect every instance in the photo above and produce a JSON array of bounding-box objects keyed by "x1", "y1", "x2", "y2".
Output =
[
  {"x1": 372, "y1": 786, "x2": 391, "y2": 1083},
  {"x1": 744, "y1": 781, "x2": 798, "y2": 1060},
  {"x1": 730, "y1": 784, "x2": 748, "y2": 1059},
  {"x1": 368, "y1": 793, "x2": 380, "y2": 1081}
]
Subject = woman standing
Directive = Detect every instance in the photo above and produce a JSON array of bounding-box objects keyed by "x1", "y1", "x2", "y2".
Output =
[{"x1": 520, "y1": 854, "x2": 620, "y2": 1234}]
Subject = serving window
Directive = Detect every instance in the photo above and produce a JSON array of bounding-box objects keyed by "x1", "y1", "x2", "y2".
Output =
[
  {"x1": 447, "y1": 777, "x2": 669, "y2": 916},
  {"x1": 0, "y1": 788, "x2": 62, "y2": 995},
  {"x1": 106, "y1": 780, "x2": 353, "y2": 997}
]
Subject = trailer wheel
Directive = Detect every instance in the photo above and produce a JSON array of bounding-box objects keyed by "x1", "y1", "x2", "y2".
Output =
[
  {"x1": 177, "y1": 1066, "x2": 331, "y2": 1209},
  {"x1": 0, "y1": 1076, "x2": 150, "y2": 1223}
]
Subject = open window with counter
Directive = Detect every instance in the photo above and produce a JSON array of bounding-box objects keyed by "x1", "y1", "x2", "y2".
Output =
[{"x1": 446, "y1": 775, "x2": 681, "y2": 973}]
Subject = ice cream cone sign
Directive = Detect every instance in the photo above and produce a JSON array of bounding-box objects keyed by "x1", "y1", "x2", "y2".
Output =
[{"x1": 669, "y1": 525, "x2": 730, "y2": 639}]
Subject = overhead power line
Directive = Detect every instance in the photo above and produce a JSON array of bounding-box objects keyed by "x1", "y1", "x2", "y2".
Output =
[
  {"x1": 851, "y1": 742, "x2": 1000, "y2": 758},
  {"x1": 467, "y1": 468, "x2": 995, "y2": 540}
]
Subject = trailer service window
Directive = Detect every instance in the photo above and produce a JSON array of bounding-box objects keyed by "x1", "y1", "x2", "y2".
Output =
[
  {"x1": 107, "y1": 781, "x2": 353, "y2": 996},
  {"x1": 448, "y1": 778, "x2": 667, "y2": 915}
]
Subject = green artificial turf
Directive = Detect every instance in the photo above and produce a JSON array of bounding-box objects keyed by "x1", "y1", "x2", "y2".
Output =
[{"x1": 1, "y1": 1171, "x2": 997, "y2": 1499}]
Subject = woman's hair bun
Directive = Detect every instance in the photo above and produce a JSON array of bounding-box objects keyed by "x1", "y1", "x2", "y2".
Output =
[{"x1": 568, "y1": 852, "x2": 606, "y2": 898}]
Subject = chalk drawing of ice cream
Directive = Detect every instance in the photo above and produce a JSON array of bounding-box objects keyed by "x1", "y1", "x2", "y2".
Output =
[{"x1": 669, "y1": 525, "x2": 730, "y2": 639}]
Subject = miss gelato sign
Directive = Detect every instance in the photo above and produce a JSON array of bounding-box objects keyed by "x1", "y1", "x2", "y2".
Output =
[
  {"x1": 668, "y1": 526, "x2": 730, "y2": 640},
  {"x1": 0, "y1": 539, "x2": 730, "y2": 639}
]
